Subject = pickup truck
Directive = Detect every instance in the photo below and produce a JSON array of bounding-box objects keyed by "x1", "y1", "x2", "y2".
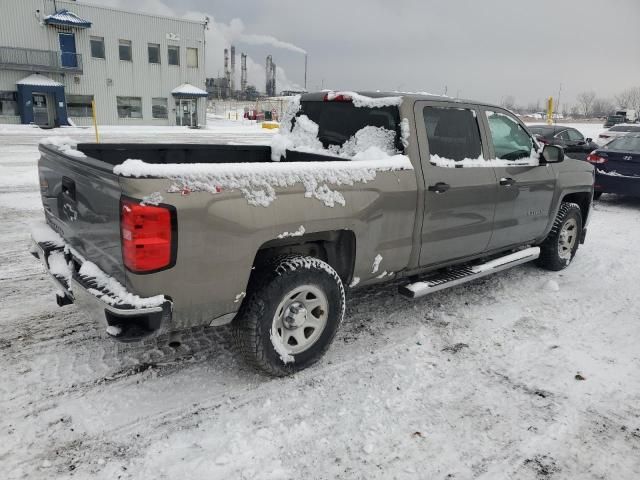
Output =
[{"x1": 31, "y1": 91, "x2": 595, "y2": 376}]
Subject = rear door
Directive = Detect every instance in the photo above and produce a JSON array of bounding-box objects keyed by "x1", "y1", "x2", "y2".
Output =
[
  {"x1": 481, "y1": 108, "x2": 556, "y2": 249},
  {"x1": 414, "y1": 101, "x2": 498, "y2": 267}
]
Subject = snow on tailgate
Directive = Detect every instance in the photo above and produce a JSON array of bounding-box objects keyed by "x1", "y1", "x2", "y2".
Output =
[{"x1": 113, "y1": 156, "x2": 413, "y2": 208}]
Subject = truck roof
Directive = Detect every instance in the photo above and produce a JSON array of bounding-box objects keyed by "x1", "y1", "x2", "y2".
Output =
[{"x1": 300, "y1": 91, "x2": 501, "y2": 110}]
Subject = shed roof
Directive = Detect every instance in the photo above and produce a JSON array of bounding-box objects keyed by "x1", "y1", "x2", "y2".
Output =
[
  {"x1": 16, "y1": 74, "x2": 64, "y2": 87},
  {"x1": 44, "y1": 10, "x2": 92, "y2": 28},
  {"x1": 171, "y1": 83, "x2": 208, "y2": 98}
]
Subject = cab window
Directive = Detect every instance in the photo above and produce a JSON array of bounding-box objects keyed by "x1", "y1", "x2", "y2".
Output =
[
  {"x1": 423, "y1": 106, "x2": 483, "y2": 162},
  {"x1": 556, "y1": 130, "x2": 570, "y2": 141},
  {"x1": 485, "y1": 111, "x2": 533, "y2": 160}
]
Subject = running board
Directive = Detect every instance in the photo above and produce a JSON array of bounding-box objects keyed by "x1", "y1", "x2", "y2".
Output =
[{"x1": 399, "y1": 247, "x2": 540, "y2": 299}]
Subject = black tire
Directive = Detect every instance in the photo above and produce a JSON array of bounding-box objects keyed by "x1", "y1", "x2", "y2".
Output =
[
  {"x1": 536, "y1": 202, "x2": 582, "y2": 271},
  {"x1": 593, "y1": 191, "x2": 603, "y2": 201},
  {"x1": 232, "y1": 255, "x2": 345, "y2": 376}
]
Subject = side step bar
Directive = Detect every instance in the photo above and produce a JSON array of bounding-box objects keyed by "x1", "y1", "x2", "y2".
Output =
[{"x1": 399, "y1": 247, "x2": 540, "y2": 299}]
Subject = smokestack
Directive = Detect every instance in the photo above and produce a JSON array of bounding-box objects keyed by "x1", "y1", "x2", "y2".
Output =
[
  {"x1": 224, "y1": 48, "x2": 230, "y2": 97},
  {"x1": 266, "y1": 55, "x2": 272, "y2": 97},
  {"x1": 230, "y1": 45, "x2": 236, "y2": 94},
  {"x1": 271, "y1": 61, "x2": 277, "y2": 96},
  {"x1": 240, "y1": 53, "x2": 247, "y2": 93}
]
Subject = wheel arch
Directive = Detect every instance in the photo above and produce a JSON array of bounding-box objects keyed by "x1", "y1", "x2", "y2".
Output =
[{"x1": 252, "y1": 230, "x2": 356, "y2": 285}]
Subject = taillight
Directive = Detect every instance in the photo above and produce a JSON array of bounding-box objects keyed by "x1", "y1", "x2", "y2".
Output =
[
  {"x1": 323, "y1": 92, "x2": 352, "y2": 102},
  {"x1": 586, "y1": 152, "x2": 607, "y2": 164},
  {"x1": 536, "y1": 136, "x2": 549, "y2": 144},
  {"x1": 120, "y1": 197, "x2": 176, "y2": 273}
]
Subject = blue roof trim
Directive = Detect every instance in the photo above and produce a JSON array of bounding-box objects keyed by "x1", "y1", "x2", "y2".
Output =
[{"x1": 44, "y1": 10, "x2": 92, "y2": 28}]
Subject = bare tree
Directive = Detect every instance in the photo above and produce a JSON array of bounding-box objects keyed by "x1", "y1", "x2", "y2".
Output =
[
  {"x1": 591, "y1": 98, "x2": 614, "y2": 118},
  {"x1": 501, "y1": 95, "x2": 516, "y2": 111},
  {"x1": 615, "y1": 87, "x2": 640, "y2": 112},
  {"x1": 576, "y1": 91, "x2": 596, "y2": 117}
]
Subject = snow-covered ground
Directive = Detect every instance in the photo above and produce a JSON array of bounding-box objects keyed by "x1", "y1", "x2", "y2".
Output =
[{"x1": 1, "y1": 120, "x2": 639, "y2": 479}]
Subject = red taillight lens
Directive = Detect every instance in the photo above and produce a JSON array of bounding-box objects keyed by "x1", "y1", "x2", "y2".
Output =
[
  {"x1": 120, "y1": 198, "x2": 175, "y2": 273},
  {"x1": 536, "y1": 136, "x2": 549, "y2": 144},
  {"x1": 586, "y1": 152, "x2": 607, "y2": 164}
]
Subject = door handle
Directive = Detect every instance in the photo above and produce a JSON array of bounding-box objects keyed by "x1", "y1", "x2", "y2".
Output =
[
  {"x1": 428, "y1": 182, "x2": 450, "y2": 193},
  {"x1": 499, "y1": 177, "x2": 516, "y2": 187}
]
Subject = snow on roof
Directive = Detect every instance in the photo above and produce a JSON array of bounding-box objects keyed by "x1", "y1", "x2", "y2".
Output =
[
  {"x1": 44, "y1": 9, "x2": 92, "y2": 28},
  {"x1": 171, "y1": 83, "x2": 208, "y2": 97},
  {"x1": 16, "y1": 74, "x2": 63, "y2": 87}
]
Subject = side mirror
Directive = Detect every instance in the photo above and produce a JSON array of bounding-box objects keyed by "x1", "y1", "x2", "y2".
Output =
[
  {"x1": 586, "y1": 137, "x2": 592, "y2": 143},
  {"x1": 541, "y1": 144, "x2": 564, "y2": 163}
]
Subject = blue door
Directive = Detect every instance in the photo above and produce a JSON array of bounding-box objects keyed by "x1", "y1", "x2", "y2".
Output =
[{"x1": 59, "y1": 33, "x2": 77, "y2": 68}]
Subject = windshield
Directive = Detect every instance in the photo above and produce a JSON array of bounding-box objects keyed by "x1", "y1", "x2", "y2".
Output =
[
  {"x1": 607, "y1": 116, "x2": 624, "y2": 121},
  {"x1": 607, "y1": 136, "x2": 640, "y2": 152},
  {"x1": 297, "y1": 101, "x2": 401, "y2": 151}
]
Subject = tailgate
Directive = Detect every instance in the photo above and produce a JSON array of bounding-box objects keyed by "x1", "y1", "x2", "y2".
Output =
[
  {"x1": 599, "y1": 150, "x2": 640, "y2": 177},
  {"x1": 38, "y1": 144, "x2": 125, "y2": 284}
]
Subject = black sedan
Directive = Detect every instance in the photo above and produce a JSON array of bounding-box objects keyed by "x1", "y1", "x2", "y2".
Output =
[
  {"x1": 587, "y1": 134, "x2": 640, "y2": 199},
  {"x1": 528, "y1": 125, "x2": 598, "y2": 161}
]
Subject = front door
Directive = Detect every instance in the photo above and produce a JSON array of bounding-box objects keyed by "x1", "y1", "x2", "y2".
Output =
[
  {"x1": 32, "y1": 93, "x2": 50, "y2": 127},
  {"x1": 415, "y1": 101, "x2": 498, "y2": 267},
  {"x1": 58, "y1": 33, "x2": 77, "y2": 68},
  {"x1": 176, "y1": 99, "x2": 197, "y2": 126},
  {"x1": 482, "y1": 108, "x2": 556, "y2": 249}
]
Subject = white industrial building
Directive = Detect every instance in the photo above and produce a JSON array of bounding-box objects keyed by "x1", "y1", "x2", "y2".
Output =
[{"x1": 0, "y1": 0, "x2": 208, "y2": 127}]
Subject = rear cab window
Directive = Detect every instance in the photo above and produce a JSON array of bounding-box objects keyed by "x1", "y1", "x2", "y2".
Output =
[{"x1": 296, "y1": 100, "x2": 403, "y2": 153}]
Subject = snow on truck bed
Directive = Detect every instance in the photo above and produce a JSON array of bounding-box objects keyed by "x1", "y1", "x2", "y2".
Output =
[{"x1": 114, "y1": 94, "x2": 413, "y2": 207}]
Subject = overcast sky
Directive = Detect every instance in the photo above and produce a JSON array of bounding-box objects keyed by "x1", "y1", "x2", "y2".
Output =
[{"x1": 84, "y1": 0, "x2": 640, "y2": 108}]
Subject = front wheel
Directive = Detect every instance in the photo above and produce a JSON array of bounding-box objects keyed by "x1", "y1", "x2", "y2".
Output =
[
  {"x1": 232, "y1": 255, "x2": 345, "y2": 376},
  {"x1": 536, "y1": 202, "x2": 583, "y2": 271}
]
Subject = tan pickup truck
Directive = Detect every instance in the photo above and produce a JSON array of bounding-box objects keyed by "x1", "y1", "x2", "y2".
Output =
[{"x1": 31, "y1": 91, "x2": 594, "y2": 375}]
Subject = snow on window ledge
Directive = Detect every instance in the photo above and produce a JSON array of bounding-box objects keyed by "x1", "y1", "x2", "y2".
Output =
[{"x1": 429, "y1": 153, "x2": 540, "y2": 169}]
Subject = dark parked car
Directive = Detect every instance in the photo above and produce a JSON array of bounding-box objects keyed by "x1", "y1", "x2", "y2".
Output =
[
  {"x1": 528, "y1": 125, "x2": 598, "y2": 161},
  {"x1": 604, "y1": 115, "x2": 625, "y2": 128},
  {"x1": 597, "y1": 124, "x2": 640, "y2": 145},
  {"x1": 588, "y1": 134, "x2": 640, "y2": 199}
]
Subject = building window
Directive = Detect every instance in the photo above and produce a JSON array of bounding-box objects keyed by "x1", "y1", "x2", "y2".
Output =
[
  {"x1": 148, "y1": 43, "x2": 160, "y2": 64},
  {"x1": 117, "y1": 96, "x2": 142, "y2": 118},
  {"x1": 187, "y1": 47, "x2": 198, "y2": 68},
  {"x1": 152, "y1": 97, "x2": 168, "y2": 119},
  {"x1": 90, "y1": 36, "x2": 105, "y2": 59},
  {"x1": 168, "y1": 45, "x2": 180, "y2": 66},
  {"x1": 66, "y1": 95, "x2": 94, "y2": 117},
  {"x1": 119, "y1": 39, "x2": 132, "y2": 61},
  {"x1": 0, "y1": 91, "x2": 18, "y2": 116}
]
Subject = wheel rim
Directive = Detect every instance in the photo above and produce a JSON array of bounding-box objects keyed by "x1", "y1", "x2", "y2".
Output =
[
  {"x1": 558, "y1": 218, "x2": 578, "y2": 260},
  {"x1": 271, "y1": 284, "x2": 329, "y2": 355}
]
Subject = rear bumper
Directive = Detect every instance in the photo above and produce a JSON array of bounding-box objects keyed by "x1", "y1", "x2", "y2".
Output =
[
  {"x1": 30, "y1": 235, "x2": 173, "y2": 343},
  {"x1": 595, "y1": 171, "x2": 640, "y2": 196}
]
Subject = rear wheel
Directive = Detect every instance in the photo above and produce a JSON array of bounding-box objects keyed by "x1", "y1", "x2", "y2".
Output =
[
  {"x1": 537, "y1": 202, "x2": 582, "y2": 271},
  {"x1": 232, "y1": 255, "x2": 345, "y2": 376}
]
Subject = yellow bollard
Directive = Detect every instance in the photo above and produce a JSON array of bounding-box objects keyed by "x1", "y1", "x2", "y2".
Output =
[
  {"x1": 91, "y1": 99, "x2": 100, "y2": 143},
  {"x1": 546, "y1": 97, "x2": 554, "y2": 125}
]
